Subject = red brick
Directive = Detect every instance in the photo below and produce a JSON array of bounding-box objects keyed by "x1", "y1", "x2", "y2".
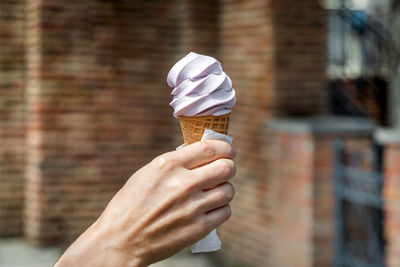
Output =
[{"x1": 0, "y1": 0, "x2": 26, "y2": 237}]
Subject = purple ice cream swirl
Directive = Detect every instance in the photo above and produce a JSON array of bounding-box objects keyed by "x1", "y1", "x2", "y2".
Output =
[{"x1": 167, "y1": 52, "x2": 236, "y2": 118}]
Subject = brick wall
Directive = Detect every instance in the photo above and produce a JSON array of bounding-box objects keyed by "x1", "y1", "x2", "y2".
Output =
[
  {"x1": 272, "y1": 1, "x2": 328, "y2": 116},
  {"x1": 217, "y1": 0, "x2": 327, "y2": 266},
  {"x1": 3, "y1": 0, "x2": 331, "y2": 262},
  {"x1": 24, "y1": 0, "x2": 179, "y2": 245},
  {"x1": 175, "y1": 0, "x2": 218, "y2": 57},
  {"x1": 0, "y1": 0, "x2": 26, "y2": 237}
]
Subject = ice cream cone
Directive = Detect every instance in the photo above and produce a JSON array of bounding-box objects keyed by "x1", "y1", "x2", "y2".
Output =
[{"x1": 179, "y1": 113, "x2": 230, "y2": 145}]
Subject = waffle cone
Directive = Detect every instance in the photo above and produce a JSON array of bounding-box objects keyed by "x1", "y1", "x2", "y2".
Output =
[{"x1": 178, "y1": 114, "x2": 230, "y2": 145}]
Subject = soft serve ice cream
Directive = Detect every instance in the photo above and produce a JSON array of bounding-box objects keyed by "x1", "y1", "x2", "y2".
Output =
[
  {"x1": 167, "y1": 52, "x2": 236, "y2": 118},
  {"x1": 167, "y1": 52, "x2": 235, "y2": 145}
]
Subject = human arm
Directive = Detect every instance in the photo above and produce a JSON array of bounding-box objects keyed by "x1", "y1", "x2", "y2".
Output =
[{"x1": 54, "y1": 140, "x2": 236, "y2": 267}]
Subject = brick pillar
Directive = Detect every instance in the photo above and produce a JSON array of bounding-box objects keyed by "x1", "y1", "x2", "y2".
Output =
[
  {"x1": 267, "y1": 117, "x2": 374, "y2": 267},
  {"x1": 217, "y1": 0, "x2": 327, "y2": 266},
  {"x1": 267, "y1": 130, "x2": 315, "y2": 267},
  {"x1": 0, "y1": 0, "x2": 26, "y2": 237},
  {"x1": 375, "y1": 129, "x2": 400, "y2": 267},
  {"x1": 217, "y1": 1, "x2": 275, "y2": 264},
  {"x1": 24, "y1": 0, "x2": 178, "y2": 245}
]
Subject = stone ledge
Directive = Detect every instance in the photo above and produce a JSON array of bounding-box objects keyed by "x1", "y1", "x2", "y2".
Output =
[
  {"x1": 374, "y1": 128, "x2": 400, "y2": 145},
  {"x1": 268, "y1": 116, "x2": 375, "y2": 136}
]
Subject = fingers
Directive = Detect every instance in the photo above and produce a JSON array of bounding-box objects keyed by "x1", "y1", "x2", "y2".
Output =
[
  {"x1": 152, "y1": 182, "x2": 234, "y2": 236},
  {"x1": 202, "y1": 205, "x2": 232, "y2": 233},
  {"x1": 177, "y1": 205, "x2": 231, "y2": 247},
  {"x1": 191, "y1": 158, "x2": 236, "y2": 189},
  {"x1": 175, "y1": 140, "x2": 236, "y2": 170},
  {"x1": 199, "y1": 182, "x2": 235, "y2": 213}
]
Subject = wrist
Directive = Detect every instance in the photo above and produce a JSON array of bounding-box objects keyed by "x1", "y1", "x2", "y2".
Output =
[{"x1": 55, "y1": 220, "x2": 146, "y2": 267}]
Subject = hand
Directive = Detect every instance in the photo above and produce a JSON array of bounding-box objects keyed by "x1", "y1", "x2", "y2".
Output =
[{"x1": 55, "y1": 140, "x2": 236, "y2": 267}]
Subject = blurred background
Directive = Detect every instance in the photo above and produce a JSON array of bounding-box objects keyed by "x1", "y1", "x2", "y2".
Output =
[{"x1": 0, "y1": 0, "x2": 400, "y2": 266}]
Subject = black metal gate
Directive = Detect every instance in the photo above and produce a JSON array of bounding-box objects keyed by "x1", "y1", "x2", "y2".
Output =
[{"x1": 334, "y1": 140, "x2": 385, "y2": 267}]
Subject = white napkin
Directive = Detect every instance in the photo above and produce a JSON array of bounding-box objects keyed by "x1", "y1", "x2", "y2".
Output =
[{"x1": 177, "y1": 129, "x2": 233, "y2": 253}]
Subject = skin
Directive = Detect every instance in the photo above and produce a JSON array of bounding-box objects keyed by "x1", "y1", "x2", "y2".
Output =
[{"x1": 54, "y1": 140, "x2": 236, "y2": 267}]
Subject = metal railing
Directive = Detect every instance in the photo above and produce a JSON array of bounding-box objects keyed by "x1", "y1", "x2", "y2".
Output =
[{"x1": 334, "y1": 140, "x2": 385, "y2": 267}]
